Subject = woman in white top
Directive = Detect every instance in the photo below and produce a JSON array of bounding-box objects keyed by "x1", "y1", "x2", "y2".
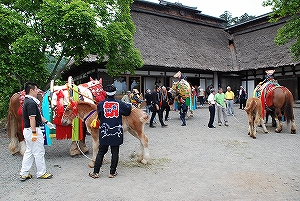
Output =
[{"x1": 207, "y1": 88, "x2": 216, "y2": 128}]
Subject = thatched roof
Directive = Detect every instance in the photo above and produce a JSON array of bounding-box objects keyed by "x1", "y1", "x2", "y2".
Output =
[
  {"x1": 131, "y1": 6, "x2": 235, "y2": 72},
  {"x1": 63, "y1": 1, "x2": 300, "y2": 77},
  {"x1": 226, "y1": 15, "x2": 299, "y2": 71}
]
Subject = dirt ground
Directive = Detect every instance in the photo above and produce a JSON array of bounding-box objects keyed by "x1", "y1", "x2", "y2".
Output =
[{"x1": 1, "y1": 104, "x2": 299, "y2": 201}]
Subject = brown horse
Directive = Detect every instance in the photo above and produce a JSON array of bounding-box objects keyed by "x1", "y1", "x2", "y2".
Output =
[
  {"x1": 7, "y1": 91, "x2": 44, "y2": 155},
  {"x1": 265, "y1": 86, "x2": 296, "y2": 134},
  {"x1": 244, "y1": 97, "x2": 268, "y2": 139},
  {"x1": 61, "y1": 101, "x2": 150, "y2": 167}
]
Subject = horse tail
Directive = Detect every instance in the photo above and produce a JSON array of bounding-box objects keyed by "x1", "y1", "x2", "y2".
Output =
[
  {"x1": 244, "y1": 98, "x2": 257, "y2": 113},
  {"x1": 284, "y1": 87, "x2": 294, "y2": 123},
  {"x1": 7, "y1": 93, "x2": 20, "y2": 154}
]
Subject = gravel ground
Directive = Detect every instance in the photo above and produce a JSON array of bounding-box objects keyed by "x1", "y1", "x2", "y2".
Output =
[{"x1": 1, "y1": 104, "x2": 300, "y2": 201}]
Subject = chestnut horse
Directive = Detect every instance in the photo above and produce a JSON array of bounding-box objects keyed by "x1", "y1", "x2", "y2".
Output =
[
  {"x1": 265, "y1": 86, "x2": 296, "y2": 134},
  {"x1": 244, "y1": 97, "x2": 268, "y2": 139},
  {"x1": 61, "y1": 101, "x2": 150, "y2": 167},
  {"x1": 7, "y1": 91, "x2": 44, "y2": 155}
]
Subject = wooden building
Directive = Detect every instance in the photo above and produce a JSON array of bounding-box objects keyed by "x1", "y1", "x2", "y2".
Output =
[{"x1": 62, "y1": 0, "x2": 300, "y2": 100}]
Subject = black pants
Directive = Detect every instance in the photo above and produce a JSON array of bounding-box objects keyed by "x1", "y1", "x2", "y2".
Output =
[
  {"x1": 208, "y1": 105, "x2": 215, "y2": 127},
  {"x1": 150, "y1": 109, "x2": 165, "y2": 126},
  {"x1": 93, "y1": 144, "x2": 119, "y2": 175},
  {"x1": 161, "y1": 103, "x2": 170, "y2": 120},
  {"x1": 240, "y1": 98, "x2": 246, "y2": 109}
]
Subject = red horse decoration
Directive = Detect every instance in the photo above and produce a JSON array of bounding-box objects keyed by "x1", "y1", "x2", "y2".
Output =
[
  {"x1": 254, "y1": 84, "x2": 296, "y2": 134},
  {"x1": 7, "y1": 77, "x2": 106, "y2": 156}
]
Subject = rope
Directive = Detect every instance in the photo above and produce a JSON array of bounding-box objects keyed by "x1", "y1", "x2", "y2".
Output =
[
  {"x1": 76, "y1": 141, "x2": 93, "y2": 161},
  {"x1": 67, "y1": 84, "x2": 97, "y2": 103}
]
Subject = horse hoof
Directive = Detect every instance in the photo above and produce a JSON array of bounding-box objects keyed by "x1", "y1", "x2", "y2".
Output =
[
  {"x1": 275, "y1": 129, "x2": 282, "y2": 133},
  {"x1": 140, "y1": 159, "x2": 148, "y2": 165},
  {"x1": 88, "y1": 161, "x2": 95, "y2": 168},
  {"x1": 291, "y1": 130, "x2": 296, "y2": 134},
  {"x1": 252, "y1": 136, "x2": 256, "y2": 139}
]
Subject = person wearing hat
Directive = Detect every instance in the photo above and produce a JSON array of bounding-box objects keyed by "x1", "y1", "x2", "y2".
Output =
[
  {"x1": 121, "y1": 91, "x2": 131, "y2": 103},
  {"x1": 89, "y1": 84, "x2": 132, "y2": 179},
  {"x1": 207, "y1": 88, "x2": 216, "y2": 128},
  {"x1": 130, "y1": 89, "x2": 143, "y2": 108}
]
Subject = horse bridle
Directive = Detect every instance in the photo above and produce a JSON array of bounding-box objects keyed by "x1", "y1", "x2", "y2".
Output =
[{"x1": 62, "y1": 100, "x2": 78, "y2": 121}]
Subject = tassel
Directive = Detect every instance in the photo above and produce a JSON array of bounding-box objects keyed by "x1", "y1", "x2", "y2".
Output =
[{"x1": 90, "y1": 118, "x2": 100, "y2": 129}]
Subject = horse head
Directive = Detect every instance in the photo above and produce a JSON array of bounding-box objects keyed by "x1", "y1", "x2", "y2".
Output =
[{"x1": 61, "y1": 100, "x2": 78, "y2": 126}]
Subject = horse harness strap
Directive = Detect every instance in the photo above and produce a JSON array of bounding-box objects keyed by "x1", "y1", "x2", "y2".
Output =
[{"x1": 83, "y1": 110, "x2": 97, "y2": 124}]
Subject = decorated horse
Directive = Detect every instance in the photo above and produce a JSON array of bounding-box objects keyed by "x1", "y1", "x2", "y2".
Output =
[
  {"x1": 7, "y1": 77, "x2": 106, "y2": 156},
  {"x1": 253, "y1": 77, "x2": 296, "y2": 134},
  {"x1": 244, "y1": 97, "x2": 268, "y2": 139},
  {"x1": 171, "y1": 71, "x2": 196, "y2": 116},
  {"x1": 7, "y1": 90, "x2": 44, "y2": 155},
  {"x1": 61, "y1": 100, "x2": 150, "y2": 167}
]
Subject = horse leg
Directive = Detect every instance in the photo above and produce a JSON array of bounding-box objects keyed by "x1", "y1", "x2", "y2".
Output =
[
  {"x1": 78, "y1": 126, "x2": 89, "y2": 153},
  {"x1": 290, "y1": 114, "x2": 296, "y2": 134},
  {"x1": 260, "y1": 118, "x2": 268, "y2": 133},
  {"x1": 127, "y1": 128, "x2": 149, "y2": 164},
  {"x1": 271, "y1": 114, "x2": 276, "y2": 127},
  {"x1": 251, "y1": 114, "x2": 261, "y2": 139},
  {"x1": 247, "y1": 114, "x2": 254, "y2": 138},
  {"x1": 138, "y1": 134, "x2": 149, "y2": 164},
  {"x1": 88, "y1": 128, "x2": 99, "y2": 168},
  {"x1": 69, "y1": 141, "x2": 81, "y2": 156},
  {"x1": 274, "y1": 108, "x2": 283, "y2": 133}
]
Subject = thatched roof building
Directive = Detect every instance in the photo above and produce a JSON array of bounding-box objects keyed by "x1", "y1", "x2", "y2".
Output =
[{"x1": 62, "y1": 0, "x2": 300, "y2": 99}]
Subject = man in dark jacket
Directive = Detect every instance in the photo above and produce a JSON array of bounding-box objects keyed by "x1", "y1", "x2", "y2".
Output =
[
  {"x1": 149, "y1": 85, "x2": 168, "y2": 128},
  {"x1": 89, "y1": 84, "x2": 132, "y2": 179}
]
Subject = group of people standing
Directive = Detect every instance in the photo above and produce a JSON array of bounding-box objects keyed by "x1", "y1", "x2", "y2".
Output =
[
  {"x1": 144, "y1": 85, "x2": 172, "y2": 128},
  {"x1": 207, "y1": 86, "x2": 242, "y2": 128}
]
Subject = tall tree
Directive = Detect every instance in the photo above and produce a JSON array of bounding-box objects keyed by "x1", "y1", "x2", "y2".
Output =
[
  {"x1": 0, "y1": 0, "x2": 143, "y2": 118},
  {"x1": 263, "y1": 0, "x2": 300, "y2": 61},
  {"x1": 219, "y1": 11, "x2": 256, "y2": 27}
]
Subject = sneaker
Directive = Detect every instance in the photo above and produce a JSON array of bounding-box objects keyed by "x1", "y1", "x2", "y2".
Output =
[
  {"x1": 208, "y1": 126, "x2": 216, "y2": 128},
  {"x1": 218, "y1": 123, "x2": 222, "y2": 126},
  {"x1": 225, "y1": 122, "x2": 229, "y2": 126},
  {"x1": 108, "y1": 172, "x2": 118, "y2": 178},
  {"x1": 150, "y1": 125, "x2": 156, "y2": 128},
  {"x1": 38, "y1": 173, "x2": 53, "y2": 179},
  {"x1": 181, "y1": 124, "x2": 186, "y2": 126},
  {"x1": 20, "y1": 174, "x2": 32, "y2": 182},
  {"x1": 161, "y1": 124, "x2": 168, "y2": 127}
]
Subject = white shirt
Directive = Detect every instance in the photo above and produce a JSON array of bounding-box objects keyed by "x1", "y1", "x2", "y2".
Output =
[{"x1": 207, "y1": 93, "x2": 215, "y2": 105}]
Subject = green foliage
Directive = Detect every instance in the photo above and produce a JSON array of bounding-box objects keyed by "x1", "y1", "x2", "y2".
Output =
[
  {"x1": 263, "y1": 0, "x2": 300, "y2": 60},
  {"x1": 219, "y1": 11, "x2": 256, "y2": 27},
  {"x1": 0, "y1": 0, "x2": 143, "y2": 118}
]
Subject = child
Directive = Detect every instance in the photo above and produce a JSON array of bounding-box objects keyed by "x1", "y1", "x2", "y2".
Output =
[{"x1": 179, "y1": 97, "x2": 187, "y2": 126}]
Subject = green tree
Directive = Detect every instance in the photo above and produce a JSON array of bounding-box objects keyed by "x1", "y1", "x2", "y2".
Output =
[
  {"x1": 263, "y1": 0, "x2": 300, "y2": 61},
  {"x1": 219, "y1": 11, "x2": 233, "y2": 27},
  {"x1": 220, "y1": 11, "x2": 256, "y2": 27},
  {"x1": 0, "y1": 0, "x2": 143, "y2": 118}
]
